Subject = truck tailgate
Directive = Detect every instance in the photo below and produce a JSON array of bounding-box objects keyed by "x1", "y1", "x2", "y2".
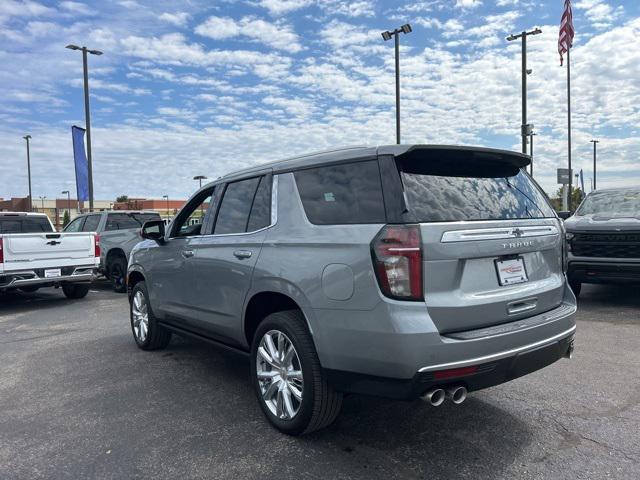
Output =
[{"x1": 1, "y1": 233, "x2": 97, "y2": 271}]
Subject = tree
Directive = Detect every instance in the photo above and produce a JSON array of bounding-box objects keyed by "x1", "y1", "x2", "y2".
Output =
[
  {"x1": 116, "y1": 195, "x2": 129, "y2": 203},
  {"x1": 549, "y1": 186, "x2": 584, "y2": 212},
  {"x1": 63, "y1": 210, "x2": 70, "y2": 227}
]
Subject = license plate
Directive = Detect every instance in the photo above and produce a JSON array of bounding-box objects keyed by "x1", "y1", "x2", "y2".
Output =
[
  {"x1": 44, "y1": 268, "x2": 62, "y2": 278},
  {"x1": 495, "y1": 257, "x2": 528, "y2": 286}
]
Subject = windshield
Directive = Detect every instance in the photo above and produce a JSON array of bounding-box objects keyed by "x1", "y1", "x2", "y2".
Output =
[
  {"x1": 397, "y1": 157, "x2": 555, "y2": 222},
  {"x1": 577, "y1": 190, "x2": 640, "y2": 216}
]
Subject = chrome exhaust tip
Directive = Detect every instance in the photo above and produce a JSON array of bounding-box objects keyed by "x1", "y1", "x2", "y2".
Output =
[
  {"x1": 446, "y1": 386, "x2": 467, "y2": 405},
  {"x1": 565, "y1": 341, "x2": 574, "y2": 359},
  {"x1": 421, "y1": 388, "x2": 445, "y2": 406}
]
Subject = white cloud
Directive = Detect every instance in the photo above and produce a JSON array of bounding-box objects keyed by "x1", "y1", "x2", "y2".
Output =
[
  {"x1": 254, "y1": 0, "x2": 313, "y2": 15},
  {"x1": 195, "y1": 15, "x2": 302, "y2": 53},
  {"x1": 574, "y1": 0, "x2": 624, "y2": 29},
  {"x1": 159, "y1": 12, "x2": 189, "y2": 27},
  {"x1": 318, "y1": 0, "x2": 376, "y2": 17},
  {"x1": 59, "y1": 1, "x2": 94, "y2": 16},
  {"x1": 455, "y1": 0, "x2": 482, "y2": 9}
]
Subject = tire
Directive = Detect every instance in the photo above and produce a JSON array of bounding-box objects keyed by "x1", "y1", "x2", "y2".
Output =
[
  {"x1": 109, "y1": 256, "x2": 127, "y2": 293},
  {"x1": 250, "y1": 310, "x2": 342, "y2": 435},
  {"x1": 130, "y1": 281, "x2": 171, "y2": 350},
  {"x1": 569, "y1": 281, "x2": 581, "y2": 298},
  {"x1": 62, "y1": 283, "x2": 89, "y2": 299},
  {"x1": 19, "y1": 286, "x2": 40, "y2": 293}
]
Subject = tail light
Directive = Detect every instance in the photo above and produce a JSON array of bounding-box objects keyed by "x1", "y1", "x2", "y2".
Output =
[
  {"x1": 371, "y1": 224, "x2": 423, "y2": 301},
  {"x1": 0, "y1": 238, "x2": 3, "y2": 264},
  {"x1": 94, "y1": 234, "x2": 101, "y2": 258}
]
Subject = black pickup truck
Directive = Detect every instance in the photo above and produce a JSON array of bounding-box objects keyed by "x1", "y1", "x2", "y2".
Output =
[{"x1": 564, "y1": 187, "x2": 640, "y2": 296}]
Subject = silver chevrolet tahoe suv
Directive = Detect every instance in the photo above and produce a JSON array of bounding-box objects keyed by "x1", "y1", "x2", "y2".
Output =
[{"x1": 127, "y1": 145, "x2": 577, "y2": 435}]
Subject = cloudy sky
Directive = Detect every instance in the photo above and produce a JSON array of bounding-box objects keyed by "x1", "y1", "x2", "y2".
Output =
[{"x1": 1, "y1": 0, "x2": 638, "y2": 202}]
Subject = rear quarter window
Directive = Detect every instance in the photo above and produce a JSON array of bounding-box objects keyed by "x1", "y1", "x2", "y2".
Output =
[{"x1": 294, "y1": 160, "x2": 386, "y2": 225}]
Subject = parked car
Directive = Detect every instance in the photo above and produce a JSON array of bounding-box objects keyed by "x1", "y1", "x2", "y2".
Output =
[
  {"x1": 64, "y1": 211, "x2": 161, "y2": 292},
  {"x1": 564, "y1": 187, "x2": 640, "y2": 296},
  {"x1": 127, "y1": 145, "x2": 577, "y2": 435},
  {"x1": 0, "y1": 212, "x2": 99, "y2": 298}
]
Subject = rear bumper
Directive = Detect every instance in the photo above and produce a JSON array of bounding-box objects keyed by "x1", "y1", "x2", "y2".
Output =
[
  {"x1": 0, "y1": 267, "x2": 98, "y2": 289},
  {"x1": 568, "y1": 259, "x2": 640, "y2": 284},
  {"x1": 326, "y1": 330, "x2": 575, "y2": 400}
]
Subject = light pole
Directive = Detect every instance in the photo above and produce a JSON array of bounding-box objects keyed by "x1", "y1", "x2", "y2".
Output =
[
  {"x1": 381, "y1": 24, "x2": 412, "y2": 144},
  {"x1": 590, "y1": 139, "x2": 599, "y2": 190},
  {"x1": 66, "y1": 44, "x2": 102, "y2": 211},
  {"x1": 61, "y1": 190, "x2": 70, "y2": 224},
  {"x1": 529, "y1": 131, "x2": 537, "y2": 177},
  {"x1": 507, "y1": 28, "x2": 542, "y2": 154},
  {"x1": 194, "y1": 175, "x2": 207, "y2": 220},
  {"x1": 39, "y1": 196, "x2": 46, "y2": 211},
  {"x1": 23, "y1": 135, "x2": 33, "y2": 212},
  {"x1": 163, "y1": 195, "x2": 169, "y2": 219}
]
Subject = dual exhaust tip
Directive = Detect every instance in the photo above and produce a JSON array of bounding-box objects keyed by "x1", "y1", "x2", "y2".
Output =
[{"x1": 422, "y1": 386, "x2": 467, "y2": 406}]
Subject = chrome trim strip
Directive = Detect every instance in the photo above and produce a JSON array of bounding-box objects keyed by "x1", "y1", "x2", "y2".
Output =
[
  {"x1": 441, "y1": 225, "x2": 559, "y2": 243},
  {"x1": 417, "y1": 325, "x2": 576, "y2": 372}
]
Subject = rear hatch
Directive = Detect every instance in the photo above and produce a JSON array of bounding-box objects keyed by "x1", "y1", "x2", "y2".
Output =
[
  {"x1": 384, "y1": 146, "x2": 564, "y2": 333},
  {"x1": 2, "y1": 233, "x2": 96, "y2": 271}
]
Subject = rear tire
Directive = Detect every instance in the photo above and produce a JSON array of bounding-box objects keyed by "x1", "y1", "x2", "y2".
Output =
[
  {"x1": 62, "y1": 283, "x2": 89, "y2": 299},
  {"x1": 569, "y1": 281, "x2": 581, "y2": 297},
  {"x1": 109, "y1": 256, "x2": 127, "y2": 293},
  {"x1": 130, "y1": 281, "x2": 171, "y2": 350},
  {"x1": 250, "y1": 310, "x2": 342, "y2": 435}
]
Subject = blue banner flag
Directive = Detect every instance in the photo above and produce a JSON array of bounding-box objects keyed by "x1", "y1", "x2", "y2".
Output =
[{"x1": 71, "y1": 125, "x2": 89, "y2": 202}]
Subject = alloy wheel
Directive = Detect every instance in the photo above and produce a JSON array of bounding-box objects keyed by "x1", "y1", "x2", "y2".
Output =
[
  {"x1": 131, "y1": 290, "x2": 149, "y2": 342},
  {"x1": 256, "y1": 330, "x2": 304, "y2": 420}
]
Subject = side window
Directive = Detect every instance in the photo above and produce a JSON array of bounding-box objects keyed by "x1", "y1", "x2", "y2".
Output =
[
  {"x1": 214, "y1": 177, "x2": 260, "y2": 235},
  {"x1": 247, "y1": 176, "x2": 271, "y2": 232},
  {"x1": 82, "y1": 215, "x2": 101, "y2": 232},
  {"x1": 64, "y1": 217, "x2": 85, "y2": 232},
  {"x1": 105, "y1": 213, "x2": 143, "y2": 231},
  {"x1": 172, "y1": 188, "x2": 215, "y2": 237},
  {"x1": 293, "y1": 160, "x2": 386, "y2": 225}
]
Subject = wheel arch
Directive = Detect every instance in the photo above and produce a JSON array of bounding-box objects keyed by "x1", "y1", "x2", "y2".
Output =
[
  {"x1": 243, "y1": 285, "x2": 316, "y2": 349},
  {"x1": 126, "y1": 265, "x2": 146, "y2": 299}
]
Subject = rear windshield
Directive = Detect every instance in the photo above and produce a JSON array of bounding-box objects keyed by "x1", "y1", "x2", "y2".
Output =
[
  {"x1": 0, "y1": 216, "x2": 53, "y2": 233},
  {"x1": 577, "y1": 190, "x2": 640, "y2": 216},
  {"x1": 397, "y1": 157, "x2": 555, "y2": 222}
]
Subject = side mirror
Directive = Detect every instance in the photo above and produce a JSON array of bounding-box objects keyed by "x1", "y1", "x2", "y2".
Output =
[
  {"x1": 557, "y1": 211, "x2": 572, "y2": 220},
  {"x1": 141, "y1": 220, "x2": 165, "y2": 242}
]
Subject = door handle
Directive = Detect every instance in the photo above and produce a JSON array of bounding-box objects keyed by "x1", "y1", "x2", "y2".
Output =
[
  {"x1": 181, "y1": 250, "x2": 195, "y2": 258},
  {"x1": 233, "y1": 250, "x2": 252, "y2": 259}
]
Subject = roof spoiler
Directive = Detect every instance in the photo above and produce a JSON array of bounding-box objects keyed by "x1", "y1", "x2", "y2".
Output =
[{"x1": 378, "y1": 145, "x2": 531, "y2": 169}]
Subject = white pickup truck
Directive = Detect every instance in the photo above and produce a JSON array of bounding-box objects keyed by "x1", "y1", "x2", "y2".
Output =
[{"x1": 0, "y1": 212, "x2": 99, "y2": 298}]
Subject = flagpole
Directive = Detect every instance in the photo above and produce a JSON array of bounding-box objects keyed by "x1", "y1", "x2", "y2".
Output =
[{"x1": 566, "y1": 46, "x2": 572, "y2": 211}]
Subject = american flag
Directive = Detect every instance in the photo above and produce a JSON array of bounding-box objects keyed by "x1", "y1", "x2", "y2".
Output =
[{"x1": 558, "y1": 0, "x2": 574, "y2": 65}]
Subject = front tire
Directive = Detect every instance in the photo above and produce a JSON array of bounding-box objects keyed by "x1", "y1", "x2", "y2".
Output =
[
  {"x1": 250, "y1": 310, "x2": 342, "y2": 435},
  {"x1": 62, "y1": 283, "x2": 89, "y2": 299},
  {"x1": 130, "y1": 281, "x2": 171, "y2": 350}
]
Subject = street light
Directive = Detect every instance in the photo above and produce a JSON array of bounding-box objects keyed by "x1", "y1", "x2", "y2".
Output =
[
  {"x1": 506, "y1": 28, "x2": 542, "y2": 154},
  {"x1": 162, "y1": 195, "x2": 169, "y2": 218},
  {"x1": 529, "y1": 131, "x2": 537, "y2": 177},
  {"x1": 61, "y1": 190, "x2": 71, "y2": 223},
  {"x1": 39, "y1": 195, "x2": 46, "y2": 211},
  {"x1": 23, "y1": 135, "x2": 33, "y2": 212},
  {"x1": 194, "y1": 175, "x2": 207, "y2": 220},
  {"x1": 381, "y1": 23, "x2": 412, "y2": 144},
  {"x1": 590, "y1": 139, "x2": 599, "y2": 190},
  {"x1": 66, "y1": 44, "x2": 103, "y2": 211}
]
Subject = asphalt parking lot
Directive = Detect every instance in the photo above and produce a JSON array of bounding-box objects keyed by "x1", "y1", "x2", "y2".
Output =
[{"x1": 1, "y1": 283, "x2": 639, "y2": 480}]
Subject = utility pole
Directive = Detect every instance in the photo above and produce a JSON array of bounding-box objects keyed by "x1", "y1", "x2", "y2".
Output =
[
  {"x1": 590, "y1": 139, "x2": 599, "y2": 190},
  {"x1": 163, "y1": 195, "x2": 169, "y2": 220},
  {"x1": 23, "y1": 135, "x2": 33, "y2": 212},
  {"x1": 507, "y1": 28, "x2": 542, "y2": 154},
  {"x1": 381, "y1": 24, "x2": 412, "y2": 144},
  {"x1": 194, "y1": 175, "x2": 207, "y2": 220},
  {"x1": 66, "y1": 45, "x2": 102, "y2": 211}
]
